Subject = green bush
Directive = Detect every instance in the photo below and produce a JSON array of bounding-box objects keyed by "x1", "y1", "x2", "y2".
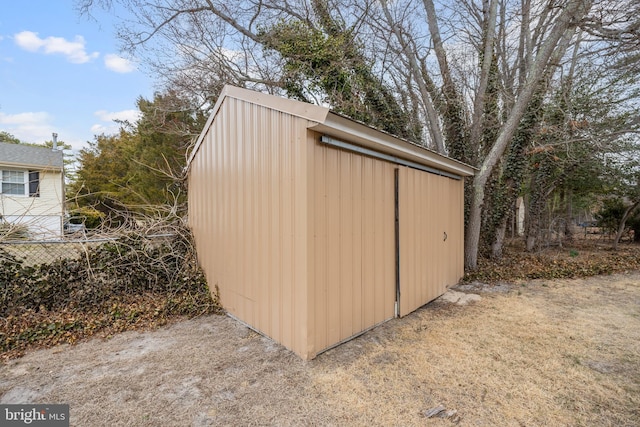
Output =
[
  {"x1": 595, "y1": 198, "x2": 626, "y2": 234},
  {"x1": 68, "y1": 206, "x2": 105, "y2": 229}
]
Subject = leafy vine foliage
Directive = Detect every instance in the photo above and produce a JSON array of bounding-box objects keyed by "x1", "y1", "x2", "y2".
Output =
[
  {"x1": 259, "y1": 16, "x2": 422, "y2": 143},
  {"x1": 0, "y1": 225, "x2": 220, "y2": 357}
]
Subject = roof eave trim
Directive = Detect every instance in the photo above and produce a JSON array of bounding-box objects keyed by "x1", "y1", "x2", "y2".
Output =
[
  {"x1": 309, "y1": 113, "x2": 475, "y2": 177},
  {"x1": 222, "y1": 85, "x2": 329, "y2": 122},
  {"x1": 0, "y1": 160, "x2": 63, "y2": 171}
]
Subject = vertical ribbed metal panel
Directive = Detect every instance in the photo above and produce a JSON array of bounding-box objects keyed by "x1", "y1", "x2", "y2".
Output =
[
  {"x1": 188, "y1": 96, "x2": 466, "y2": 359},
  {"x1": 308, "y1": 138, "x2": 396, "y2": 355},
  {"x1": 449, "y1": 178, "x2": 465, "y2": 287},
  {"x1": 398, "y1": 167, "x2": 465, "y2": 317},
  {"x1": 188, "y1": 97, "x2": 309, "y2": 357}
]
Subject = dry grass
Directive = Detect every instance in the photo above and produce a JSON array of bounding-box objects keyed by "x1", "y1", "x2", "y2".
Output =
[
  {"x1": 309, "y1": 272, "x2": 640, "y2": 426},
  {"x1": 1, "y1": 272, "x2": 638, "y2": 426}
]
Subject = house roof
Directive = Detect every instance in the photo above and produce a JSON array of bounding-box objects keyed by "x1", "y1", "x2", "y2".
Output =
[
  {"x1": 188, "y1": 85, "x2": 475, "y2": 177},
  {"x1": 0, "y1": 142, "x2": 64, "y2": 170}
]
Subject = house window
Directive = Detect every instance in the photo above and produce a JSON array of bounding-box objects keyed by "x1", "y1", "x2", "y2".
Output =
[
  {"x1": 1, "y1": 170, "x2": 40, "y2": 196},
  {"x1": 29, "y1": 171, "x2": 40, "y2": 197},
  {"x1": 1, "y1": 170, "x2": 27, "y2": 195}
]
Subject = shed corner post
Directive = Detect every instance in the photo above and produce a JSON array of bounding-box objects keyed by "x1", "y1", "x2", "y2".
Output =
[{"x1": 394, "y1": 167, "x2": 401, "y2": 318}]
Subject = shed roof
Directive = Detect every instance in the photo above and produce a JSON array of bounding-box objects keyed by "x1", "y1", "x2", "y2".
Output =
[
  {"x1": 188, "y1": 85, "x2": 475, "y2": 177},
  {"x1": 0, "y1": 142, "x2": 64, "y2": 170}
]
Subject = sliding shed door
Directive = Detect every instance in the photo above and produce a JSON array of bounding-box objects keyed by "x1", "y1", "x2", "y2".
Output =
[
  {"x1": 308, "y1": 141, "x2": 396, "y2": 355},
  {"x1": 397, "y1": 166, "x2": 464, "y2": 317}
]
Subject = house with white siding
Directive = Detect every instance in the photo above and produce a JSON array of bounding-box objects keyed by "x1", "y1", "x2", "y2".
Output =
[{"x1": 0, "y1": 142, "x2": 65, "y2": 239}]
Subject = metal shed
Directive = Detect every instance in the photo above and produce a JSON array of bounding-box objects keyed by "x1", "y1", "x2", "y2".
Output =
[{"x1": 187, "y1": 85, "x2": 475, "y2": 359}]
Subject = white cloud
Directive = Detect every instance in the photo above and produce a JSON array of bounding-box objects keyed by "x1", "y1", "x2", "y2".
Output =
[
  {"x1": 0, "y1": 111, "x2": 54, "y2": 143},
  {"x1": 104, "y1": 54, "x2": 135, "y2": 73},
  {"x1": 90, "y1": 124, "x2": 109, "y2": 134},
  {"x1": 13, "y1": 31, "x2": 99, "y2": 64},
  {"x1": 91, "y1": 109, "x2": 141, "y2": 135},
  {"x1": 0, "y1": 111, "x2": 88, "y2": 151},
  {"x1": 94, "y1": 109, "x2": 140, "y2": 123},
  {"x1": 0, "y1": 111, "x2": 50, "y2": 125}
]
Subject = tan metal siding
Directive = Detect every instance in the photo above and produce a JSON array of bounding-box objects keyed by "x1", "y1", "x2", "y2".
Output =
[
  {"x1": 188, "y1": 88, "x2": 470, "y2": 359},
  {"x1": 188, "y1": 97, "x2": 310, "y2": 357},
  {"x1": 307, "y1": 137, "x2": 396, "y2": 356},
  {"x1": 447, "y1": 178, "x2": 465, "y2": 286},
  {"x1": 398, "y1": 167, "x2": 465, "y2": 317}
]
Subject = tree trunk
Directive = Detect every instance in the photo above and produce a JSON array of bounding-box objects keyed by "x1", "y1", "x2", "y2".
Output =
[
  {"x1": 492, "y1": 217, "x2": 507, "y2": 258},
  {"x1": 380, "y1": 1, "x2": 445, "y2": 154},
  {"x1": 613, "y1": 201, "x2": 640, "y2": 249},
  {"x1": 423, "y1": 0, "x2": 470, "y2": 161},
  {"x1": 489, "y1": 88, "x2": 545, "y2": 259},
  {"x1": 564, "y1": 189, "x2": 574, "y2": 242},
  {"x1": 525, "y1": 187, "x2": 542, "y2": 252},
  {"x1": 466, "y1": 179, "x2": 486, "y2": 268},
  {"x1": 469, "y1": 0, "x2": 499, "y2": 151},
  {"x1": 465, "y1": 0, "x2": 589, "y2": 269},
  {"x1": 526, "y1": 231, "x2": 538, "y2": 252}
]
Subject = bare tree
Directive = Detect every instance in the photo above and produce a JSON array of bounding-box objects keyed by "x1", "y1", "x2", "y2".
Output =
[{"x1": 77, "y1": 0, "x2": 640, "y2": 269}]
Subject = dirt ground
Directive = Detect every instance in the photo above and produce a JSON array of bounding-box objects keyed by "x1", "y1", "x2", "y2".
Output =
[{"x1": 1, "y1": 272, "x2": 639, "y2": 426}]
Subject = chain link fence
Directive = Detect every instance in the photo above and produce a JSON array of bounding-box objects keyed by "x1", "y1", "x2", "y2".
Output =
[
  {"x1": 0, "y1": 234, "x2": 174, "y2": 268},
  {"x1": 1, "y1": 224, "x2": 210, "y2": 315},
  {"x1": 0, "y1": 220, "x2": 219, "y2": 359},
  {"x1": 1, "y1": 238, "x2": 110, "y2": 267}
]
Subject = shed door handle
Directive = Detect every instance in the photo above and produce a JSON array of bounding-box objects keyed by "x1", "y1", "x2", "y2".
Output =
[{"x1": 443, "y1": 231, "x2": 447, "y2": 241}]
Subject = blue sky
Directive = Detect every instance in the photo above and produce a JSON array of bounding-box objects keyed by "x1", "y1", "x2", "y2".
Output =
[{"x1": 0, "y1": 0, "x2": 155, "y2": 151}]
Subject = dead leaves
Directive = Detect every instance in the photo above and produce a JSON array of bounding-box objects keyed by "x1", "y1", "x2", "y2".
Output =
[
  {"x1": 465, "y1": 245, "x2": 640, "y2": 284},
  {"x1": 1, "y1": 291, "x2": 221, "y2": 362}
]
